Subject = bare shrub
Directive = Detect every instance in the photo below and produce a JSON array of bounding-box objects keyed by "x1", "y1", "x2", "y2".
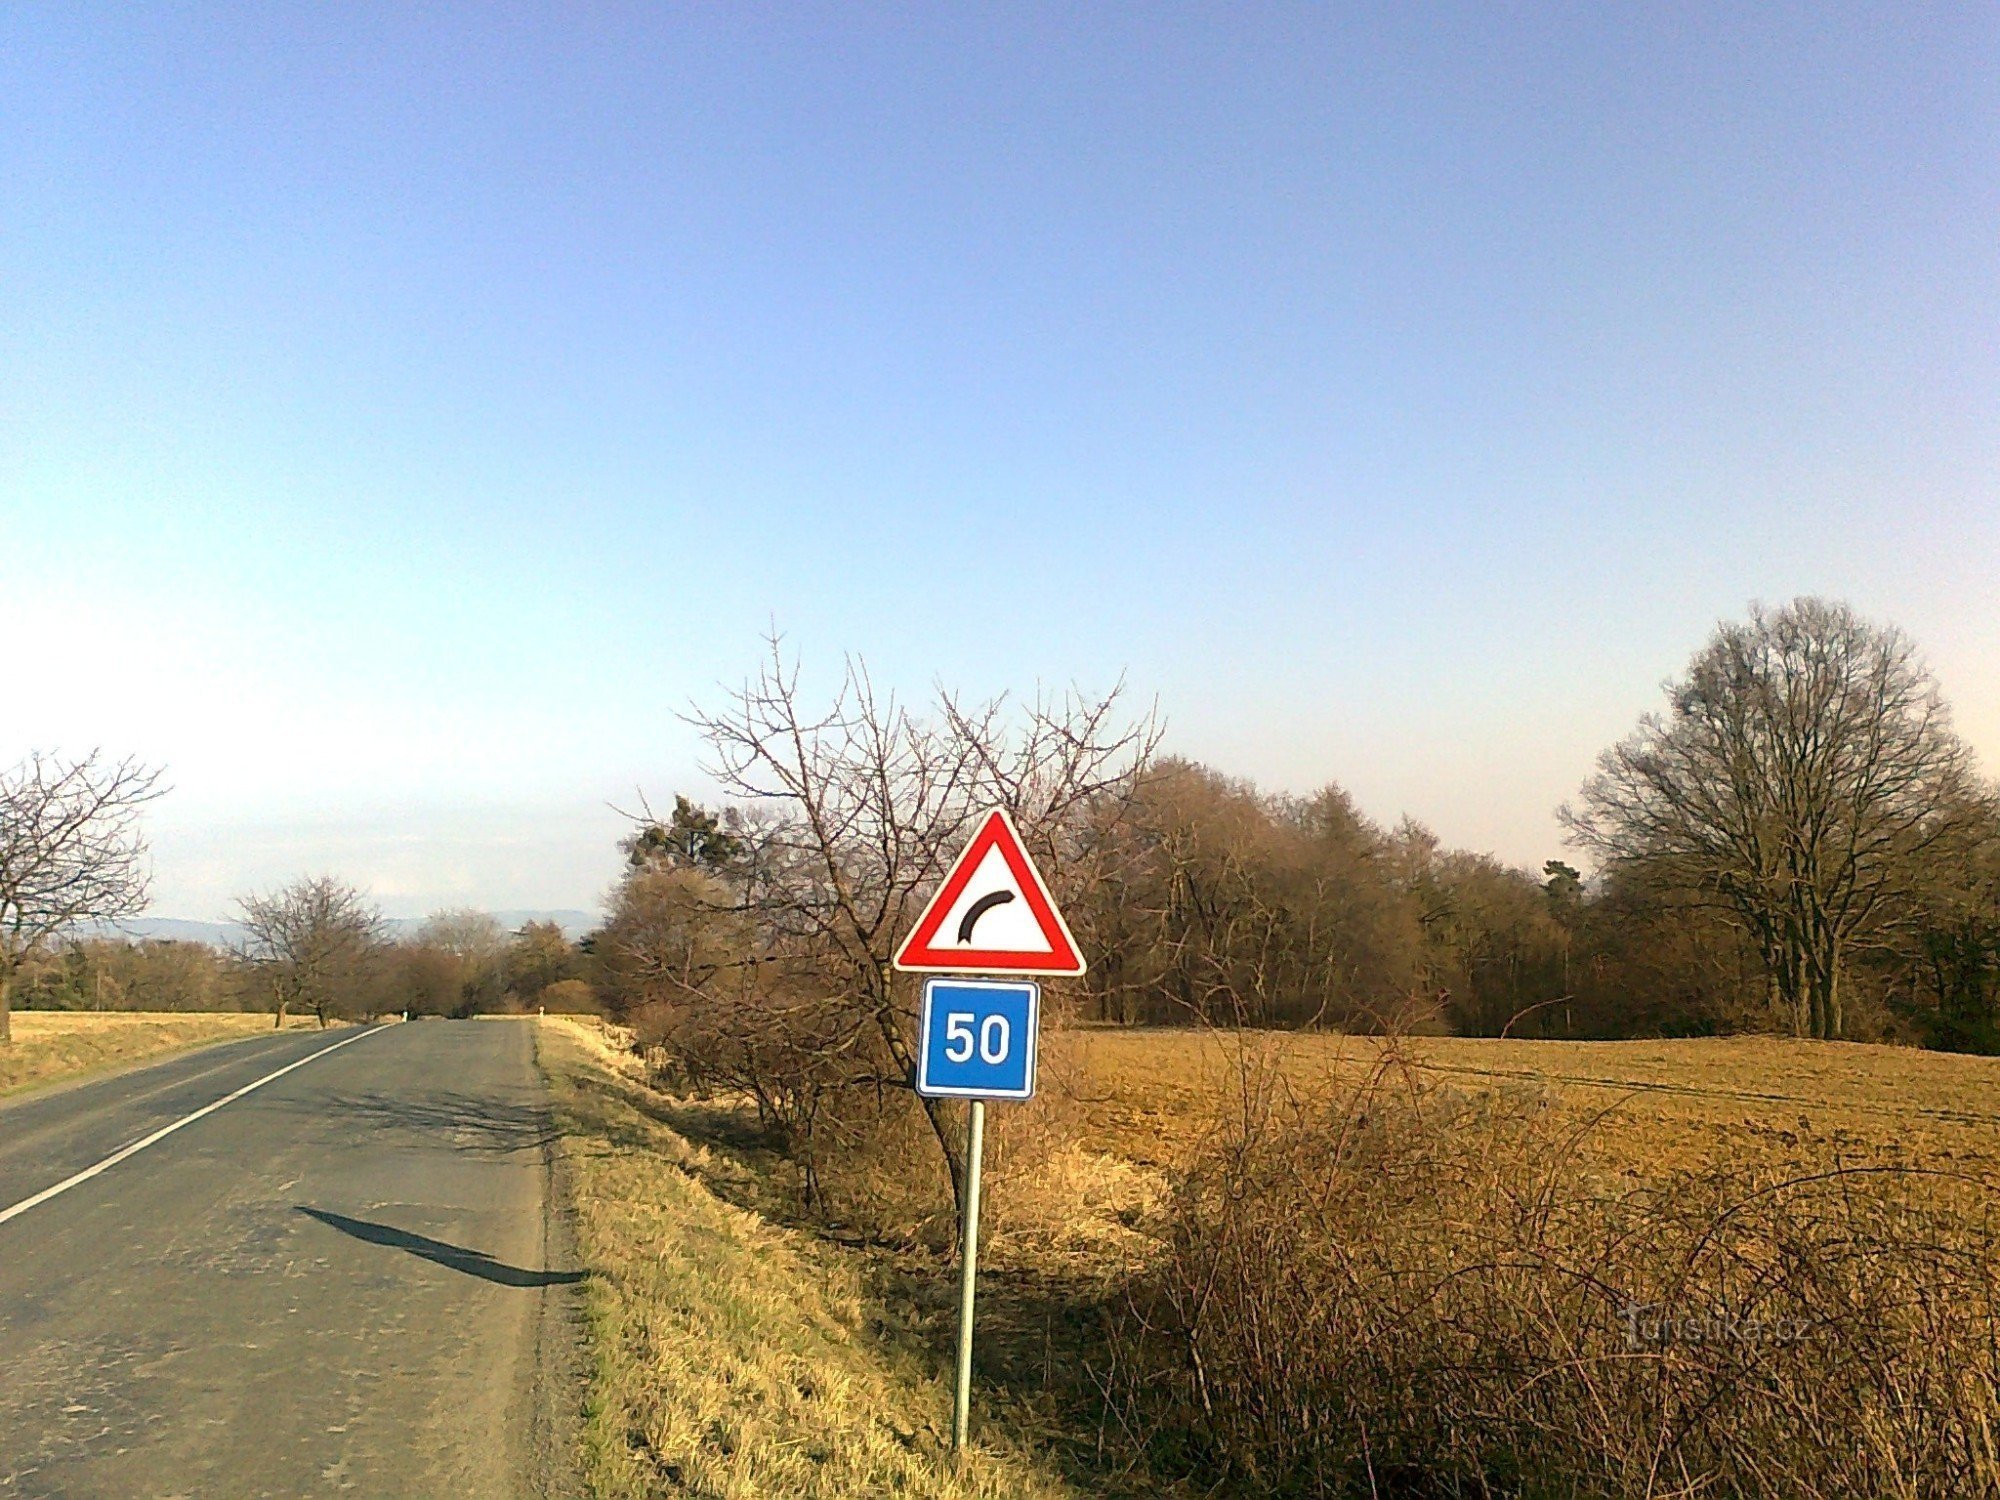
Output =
[
  {"x1": 1114, "y1": 1045, "x2": 2000, "y2": 1497},
  {"x1": 645, "y1": 972, "x2": 899, "y2": 1213},
  {"x1": 621, "y1": 641, "x2": 1157, "y2": 1238}
]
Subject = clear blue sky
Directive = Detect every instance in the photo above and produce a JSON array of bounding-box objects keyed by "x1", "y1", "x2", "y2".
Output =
[{"x1": 4, "y1": 4, "x2": 1995, "y2": 920}]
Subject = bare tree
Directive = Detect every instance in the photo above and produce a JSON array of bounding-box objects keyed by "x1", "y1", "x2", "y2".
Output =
[
  {"x1": 416, "y1": 908, "x2": 508, "y2": 966},
  {"x1": 237, "y1": 877, "x2": 385, "y2": 1028},
  {"x1": 1075, "y1": 762, "x2": 1434, "y2": 1030},
  {"x1": 385, "y1": 909, "x2": 512, "y2": 1016},
  {"x1": 0, "y1": 751, "x2": 165, "y2": 1044},
  {"x1": 680, "y1": 640, "x2": 1160, "y2": 1213},
  {"x1": 596, "y1": 865, "x2": 751, "y2": 1021},
  {"x1": 1563, "y1": 599, "x2": 1986, "y2": 1039}
]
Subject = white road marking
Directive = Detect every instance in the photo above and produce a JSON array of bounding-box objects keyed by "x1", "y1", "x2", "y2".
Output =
[{"x1": 0, "y1": 1025, "x2": 383, "y2": 1228}]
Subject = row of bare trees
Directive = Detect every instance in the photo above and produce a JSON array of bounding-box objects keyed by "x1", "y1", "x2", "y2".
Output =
[
  {"x1": 230, "y1": 890, "x2": 589, "y2": 1024},
  {"x1": 0, "y1": 750, "x2": 393, "y2": 1035},
  {"x1": 0, "y1": 751, "x2": 592, "y2": 1038},
  {"x1": 5, "y1": 867, "x2": 590, "y2": 1028}
]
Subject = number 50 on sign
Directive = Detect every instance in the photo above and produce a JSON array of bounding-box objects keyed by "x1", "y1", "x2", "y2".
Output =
[{"x1": 916, "y1": 979, "x2": 1039, "y2": 1100}]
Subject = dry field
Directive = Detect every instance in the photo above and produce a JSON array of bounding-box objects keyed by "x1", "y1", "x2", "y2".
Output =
[
  {"x1": 0, "y1": 1011, "x2": 316, "y2": 1099},
  {"x1": 1057, "y1": 1025, "x2": 2000, "y2": 1177},
  {"x1": 545, "y1": 1017, "x2": 2000, "y2": 1497},
  {"x1": 941, "y1": 1024, "x2": 2000, "y2": 1317}
]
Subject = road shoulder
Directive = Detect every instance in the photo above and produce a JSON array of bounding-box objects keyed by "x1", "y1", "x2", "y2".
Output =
[
  {"x1": 521, "y1": 1020, "x2": 591, "y2": 1499},
  {"x1": 533, "y1": 1016, "x2": 1079, "y2": 1499}
]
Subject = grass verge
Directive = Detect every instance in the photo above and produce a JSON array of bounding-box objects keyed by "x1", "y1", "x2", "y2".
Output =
[
  {"x1": 0, "y1": 1010, "x2": 315, "y2": 1099},
  {"x1": 536, "y1": 1016, "x2": 1084, "y2": 1500}
]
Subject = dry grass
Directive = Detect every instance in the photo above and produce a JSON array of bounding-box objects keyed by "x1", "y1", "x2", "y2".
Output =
[
  {"x1": 1061, "y1": 1030, "x2": 2000, "y2": 1497},
  {"x1": 0, "y1": 1010, "x2": 317, "y2": 1098},
  {"x1": 544, "y1": 1017, "x2": 2000, "y2": 1497},
  {"x1": 1125, "y1": 1057, "x2": 2000, "y2": 1495},
  {"x1": 536, "y1": 1016, "x2": 1083, "y2": 1499}
]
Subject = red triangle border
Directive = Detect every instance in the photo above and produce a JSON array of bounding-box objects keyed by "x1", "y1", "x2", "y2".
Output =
[{"x1": 892, "y1": 809, "x2": 1086, "y2": 975}]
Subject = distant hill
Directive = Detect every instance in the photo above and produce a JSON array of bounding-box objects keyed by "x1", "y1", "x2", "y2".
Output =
[
  {"x1": 77, "y1": 910, "x2": 600, "y2": 948},
  {"x1": 386, "y1": 911, "x2": 600, "y2": 941}
]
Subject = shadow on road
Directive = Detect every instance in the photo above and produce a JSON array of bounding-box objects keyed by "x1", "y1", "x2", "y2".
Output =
[
  {"x1": 296, "y1": 1208, "x2": 584, "y2": 1289},
  {"x1": 293, "y1": 1091, "x2": 562, "y2": 1157}
]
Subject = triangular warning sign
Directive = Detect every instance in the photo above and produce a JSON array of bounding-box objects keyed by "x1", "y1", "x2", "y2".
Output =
[{"x1": 893, "y1": 808, "x2": 1086, "y2": 975}]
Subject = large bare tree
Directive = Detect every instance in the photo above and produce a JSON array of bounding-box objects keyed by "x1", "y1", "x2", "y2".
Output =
[
  {"x1": 1563, "y1": 599, "x2": 1985, "y2": 1039},
  {"x1": 679, "y1": 641, "x2": 1160, "y2": 1211},
  {"x1": 237, "y1": 876, "x2": 385, "y2": 1028},
  {"x1": 0, "y1": 751, "x2": 165, "y2": 1044}
]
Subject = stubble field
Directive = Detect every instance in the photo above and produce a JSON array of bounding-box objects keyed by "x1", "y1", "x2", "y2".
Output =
[{"x1": 1060, "y1": 1025, "x2": 2000, "y2": 1177}]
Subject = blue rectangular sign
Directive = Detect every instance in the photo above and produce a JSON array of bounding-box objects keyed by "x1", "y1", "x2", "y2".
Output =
[{"x1": 916, "y1": 978, "x2": 1040, "y2": 1100}]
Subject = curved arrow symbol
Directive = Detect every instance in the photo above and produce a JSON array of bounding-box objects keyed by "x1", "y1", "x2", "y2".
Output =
[{"x1": 957, "y1": 890, "x2": 1016, "y2": 943}]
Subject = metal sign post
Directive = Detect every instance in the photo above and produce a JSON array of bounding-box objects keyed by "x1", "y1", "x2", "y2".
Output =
[
  {"x1": 914, "y1": 976, "x2": 1040, "y2": 1456},
  {"x1": 953, "y1": 1097, "x2": 985, "y2": 1452},
  {"x1": 895, "y1": 809, "x2": 1086, "y2": 1458}
]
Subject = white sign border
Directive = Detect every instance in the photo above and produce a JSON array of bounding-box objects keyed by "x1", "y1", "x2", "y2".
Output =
[{"x1": 915, "y1": 977, "x2": 1041, "y2": 1101}]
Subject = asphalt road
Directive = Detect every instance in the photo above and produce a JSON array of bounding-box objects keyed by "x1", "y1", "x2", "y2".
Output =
[{"x1": 0, "y1": 1019, "x2": 582, "y2": 1499}]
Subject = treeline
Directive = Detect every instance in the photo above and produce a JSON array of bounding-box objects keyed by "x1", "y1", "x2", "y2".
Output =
[
  {"x1": 12, "y1": 907, "x2": 595, "y2": 1024},
  {"x1": 1061, "y1": 753, "x2": 2000, "y2": 1050},
  {"x1": 13, "y1": 936, "x2": 253, "y2": 1013},
  {"x1": 587, "y1": 603, "x2": 1999, "y2": 1056},
  {"x1": 591, "y1": 762, "x2": 1999, "y2": 1055},
  {"x1": 16, "y1": 598, "x2": 1995, "y2": 1055}
]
